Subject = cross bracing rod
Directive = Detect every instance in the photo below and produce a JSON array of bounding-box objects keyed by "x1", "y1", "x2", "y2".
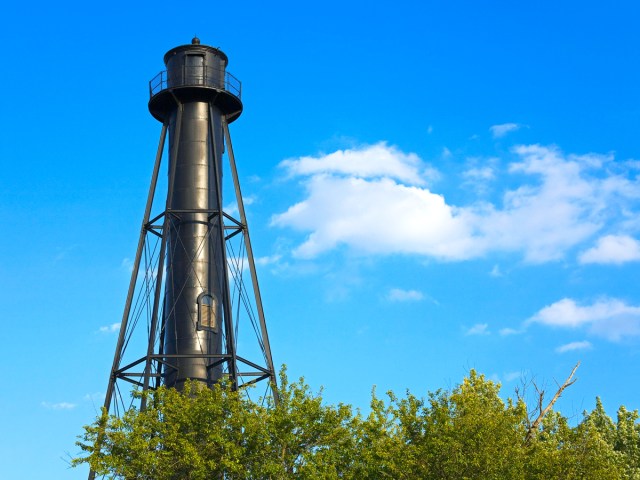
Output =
[
  {"x1": 101, "y1": 121, "x2": 167, "y2": 417},
  {"x1": 140, "y1": 103, "x2": 184, "y2": 410},
  {"x1": 223, "y1": 117, "x2": 279, "y2": 404},
  {"x1": 208, "y1": 103, "x2": 239, "y2": 388}
]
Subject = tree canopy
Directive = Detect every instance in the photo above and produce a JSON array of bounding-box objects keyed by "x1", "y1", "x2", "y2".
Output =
[{"x1": 75, "y1": 368, "x2": 640, "y2": 479}]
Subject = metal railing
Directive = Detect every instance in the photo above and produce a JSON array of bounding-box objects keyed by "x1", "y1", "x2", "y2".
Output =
[{"x1": 149, "y1": 66, "x2": 242, "y2": 99}]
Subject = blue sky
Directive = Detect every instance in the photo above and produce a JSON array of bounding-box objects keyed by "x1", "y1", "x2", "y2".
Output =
[{"x1": 2, "y1": 1, "x2": 640, "y2": 478}]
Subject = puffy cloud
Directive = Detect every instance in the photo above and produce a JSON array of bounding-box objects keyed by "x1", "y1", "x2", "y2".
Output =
[
  {"x1": 272, "y1": 175, "x2": 477, "y2": 259},
  {"x1": 555, "y1": 341, "x2": 592, "y2": 353},
  {"x1": 463, "y1": 166, "x2": 495, "y2": 181},
  {"x1": 225, "y1": 196, "x2": 256, "y2": 216},
  {"x1": 273, "y1": 143, "x2": 640, "y2": 263},
  {"x1": 462, "y1": 162, "x2": 497, "y2": 195},
  {"x1": 41, "y1": 401, "x2": 77, "y2": 410},
  {"x1": 499, "y1": 327, "x2": 522, "y2": 336},
  {"x1": 386, "y1": 288, "x2": 424, "y2": 302},
  {"x1": 490, "y1": 123, "x2": 521, "y2": 138},
  {"x1": 99, "y1": 323, "x2": 120, "y2": 333},
  {"x1": 279, "y1": 142, "x2": 427, "y2": 186},
  {"x1": 255, "y1": 254, "x2": 282, "y2": 266},
  {"x1": 579, "y1": 234, "x2": 640, "y2": 265},
  {"x1": 477, "y1": 144, "x2": 605, "y2": 262},
  {"x1": 121, "y1": 257, "x2": 134, "y2": 272},
  {"x1": 84, "y1": 392, "x2": 105, "y2": 402},
  {"x1": 528, "y1": 298, "x2": 640, "y2": 341},
  {"x1": 489, "y1": 265, "x2": 503, "y2": 277},
  {"x1": 466, "y1": 323, "x2": 489, "y2": 335},
  {"x1": 503, "y1": 371, "x2": 522, "y2": 382}
]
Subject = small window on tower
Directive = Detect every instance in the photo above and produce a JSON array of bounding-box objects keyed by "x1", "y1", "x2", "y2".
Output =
[
  {"x1": 185, "y1": 53, "x2": 205, "y2": 85},
  {"x1": 198, "y1": 293, "x2": 218, "y2": 332}
]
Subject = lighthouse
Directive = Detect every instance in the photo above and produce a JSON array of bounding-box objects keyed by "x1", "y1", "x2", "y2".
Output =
[{"x1": 97, "y1": 36, "x2": 277, "y2": 422}]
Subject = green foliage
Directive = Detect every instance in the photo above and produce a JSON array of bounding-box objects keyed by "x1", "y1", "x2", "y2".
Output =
[
  {"x1": 615, "y1": 405, "x2": 640, "y2": 479},
  {"x1": 75, "y1": 368, "x2": 640, "y2": 479}
]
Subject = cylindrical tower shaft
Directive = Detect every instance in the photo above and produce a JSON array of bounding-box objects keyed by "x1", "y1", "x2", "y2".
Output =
[
  {"x1": 162, "y1": 102, "x2": 225, "y2": 388},
  {"x1": 148, "y1": 38, "x2": 243, "y2": 389}
]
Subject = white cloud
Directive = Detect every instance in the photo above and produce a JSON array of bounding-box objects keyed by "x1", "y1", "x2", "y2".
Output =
[
  {"x1": 386, "y1": 288, "x2": 424, "y2": 302},
  {"x1": 99, "y1": 323, "x2": 120, "y2": 333},
  {"x1": 224, "y1": 202, "x2": 239, "y2": 215},
  {"x1": 579, "y1": 234, "x2": 640, "y2": 265},
  {"x1": 556, "y1": 340, "x2": 592, "y2": 353},
  {"x1": 529, "y1": 298, "x2": 640, "y2": 341},
  {"x1": 462, "y1": 163, "x2": 496, "y2": 195},
  {"x1": 466, "y1": 323, "x2": 489, "y2": 335},
  {"x1": 503, "y1": 371, "x2": 522, "y2": 382},
  {"x1": 224, "y1": 196, "x2": 256, "y2": 216},
  {"x1": 499, "y1": 327, "x2": 522, "y2": 336},
  {"x1": 490, "y1": 123, "x2": 521, "y2": 138},
  {"x1": 422, "y1": 166, "x2": 442, "y2": 184},
  {"x1": 273, "y1": 143, "x2": 640, "y2": 263},
  {"x1": 279, "y1": 142, "x2": 428, "y2": 186},
  {"x1": 481, "y1": 144, "x2": 604, "y2": 262},
  {"x1": 84, "y1": 392, "x2": 105, "y2": 402},
  {"x1": 625, "y1": 160, "x2": 640, "y2": 170},
  {"x1": 273, "y1": 175, "x2": 477, "y2": 259},
  {"x1": 41, "y1": 401, "x2": 77, "y2": 410},
  {"x1": 121, "y1": 257, "x2": 134, "y2": 272},
  {"x1": 463, "y1": 166, "x2": 495, "y2": 181},
  {"x1": 256, "y1": 254, "x2": 282, "y2": 266},
  {"x1": 489, "y1": 265, "x2": 502, "y2": 277}
]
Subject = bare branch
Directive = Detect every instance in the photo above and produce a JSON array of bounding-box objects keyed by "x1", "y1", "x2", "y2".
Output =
[{"x1": 525, "y1": 362, "x2": 580, "y2": 444}]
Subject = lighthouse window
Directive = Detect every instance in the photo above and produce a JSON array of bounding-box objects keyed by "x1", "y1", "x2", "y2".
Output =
[
  {"x1": 198, "y1": 293, "x2": 218, "y2": 332},
  {"x1": 185, "y1": 54, "x2": 204, "y2": 85}
]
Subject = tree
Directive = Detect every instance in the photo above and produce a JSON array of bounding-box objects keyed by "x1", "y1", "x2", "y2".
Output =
[
  {"x1": 614, "y1": 405, "x2": 640, "y2": 479},
  {"x1": 74, "y1": 370, "x2": 356, "y2": 479},
  {"x1": 74, "y1": 367, "x2": 639, "y2": 479}
]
